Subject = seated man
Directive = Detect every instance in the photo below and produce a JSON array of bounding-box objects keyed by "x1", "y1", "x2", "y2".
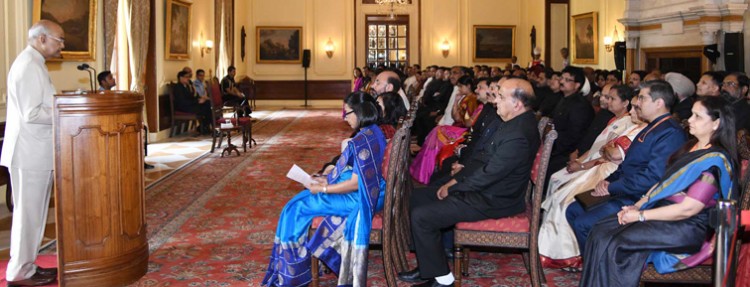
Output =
[
  {"x1": 566, "y1": 80, "x2": 686, "y2": 254},
  {"x1": 193, "y1": 69, "x2": 208, "y2": 98},
  {"x1": 175, "y1": 71, "x2": 212, "y2": 134},
  {"x1": 399, "y1": 78, "x2": 540, "y2": 287},
  {"x1": 221, "y1": 65, "x2": 251, "y2": 116},
  {"x1": 97, "y1": 71, "x2": 116, "y2": 91}
]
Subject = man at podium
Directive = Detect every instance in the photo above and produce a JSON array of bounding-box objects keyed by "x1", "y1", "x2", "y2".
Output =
[{"x1": 1, "y1": 20, "x2": 63, "y2": 286}]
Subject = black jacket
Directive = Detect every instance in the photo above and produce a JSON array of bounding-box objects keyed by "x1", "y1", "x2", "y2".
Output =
[
  {"x1": 449, "y1": 110, "x2": 540, "y2": 218},
  {"x1": 551, "y1": 92, "x2": 594, "y2": 157}
]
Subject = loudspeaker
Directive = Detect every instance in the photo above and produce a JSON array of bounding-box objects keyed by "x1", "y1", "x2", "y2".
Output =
[
  {"x1": 614, "y1": 41, "x2": 626, "y2": 71},
  {"x1": 725, "y1": 32, "x2": 744, "y2": 72},
  {"x1": 703, "y1": 44, "x2": 720, "y2": 63},
  {"x1": 302, "y1": 49, "x2": 311, "y2": 68}
]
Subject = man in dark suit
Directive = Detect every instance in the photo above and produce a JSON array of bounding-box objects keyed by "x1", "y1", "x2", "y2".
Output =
[
  {"x1": 398, "y1": 78, "x2": 541, "y2": 287},
  {"x1": 566, "y1": 80, "x2": 687, "y2": 252}
]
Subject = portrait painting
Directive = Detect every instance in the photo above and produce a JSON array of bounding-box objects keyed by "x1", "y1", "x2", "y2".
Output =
[
  {"x1": 473, "y1": 25, "x2": 515, "y2": 62},
  {"x1": 256, "y1": 26, "x2": 302, "y2": 64},
  {"x1": 572, "y1": 12, "x2": 598, "y2": 64},
  {"x1": 166, "y1": 0, "x2": 192, "y2": 60},
  {"x1": 33, "y1": 0, "x2": 97, "y2": 61}
]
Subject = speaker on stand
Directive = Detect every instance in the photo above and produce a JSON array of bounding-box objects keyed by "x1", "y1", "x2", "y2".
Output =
[
  {"x1": 725, "y1": 33, "x2": 744, "y2": 73},
  {"x1": 614, "y1": 41, "x2": 626, "y2": 72},
  {"x1": 302, "y1": 49, "x2": 311, "y2": 107}
]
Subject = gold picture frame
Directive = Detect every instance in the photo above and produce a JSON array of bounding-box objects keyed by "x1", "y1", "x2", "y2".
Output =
[
  {"x1": 473, "y1": 25, "x2": 516, "y2": 62},
  {"x1": 571, "y1": 12, "x2": 598, "y2": 65},
  {"x1": 166, "y1": 0, "x2": 192, "y2": 60},
  {"x1": 256, "y1": 26, "x2": 303, "y2": 64},
  {"x1": 33, "y1": 0, "x2": 97, "y2": 61}
]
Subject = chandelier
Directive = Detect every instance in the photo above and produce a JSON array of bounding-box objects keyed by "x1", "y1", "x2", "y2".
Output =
[{"x1": 376, "y1": 0, "x2": 409, "y2": 20}]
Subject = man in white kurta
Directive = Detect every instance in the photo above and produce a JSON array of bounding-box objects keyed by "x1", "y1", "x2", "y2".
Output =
[{"x1": 1, "y1": 20, "x2": 64, "y2": 286}]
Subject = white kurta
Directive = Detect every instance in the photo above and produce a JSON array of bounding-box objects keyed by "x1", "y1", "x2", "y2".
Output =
[{"x1": 2, "y1": 46, "x2": 56, "y2": 281}]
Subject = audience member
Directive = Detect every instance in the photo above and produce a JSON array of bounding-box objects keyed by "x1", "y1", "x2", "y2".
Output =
[
  {"x1": 221, "y1": 66, "x2": 251, "y2": 116},
  {"x1": 576, "y1": 84, "x2": 615, "y2": 154},
  {"x1": 566, "y1": 80, "x2": 687, "y2": 254},
  {"x1": 193, "y1": 69, "x2": 208, "y2": 98},
  {"x1": 721, "y1": 72, "x2": 750, "y2": 131},
  {"x1": 561, "y1": 47, "x2": 570, "y2": 68},
  {"x1": 371, "y1": 69, "x2": 410, "y2": 110},
  {"x1": 606, "y1": 70, "x2": 622, "y2": 86},
  {"x1": 398, "y1": 78, "x2": 540, "y2": 287},
  {"x1": 97, "y1": 70, "x2": 116, "y2": 90},
  {"x1": 376, "y1": 91, "x2": 407, "y2": 139},
  {"x1": 174, "y1": 71, "x2": 212, "y2": 134},
  {"x1": 580, "y1": 96, "x2": 737, "y2": 286},
  {"x1": 545, "y1": 66, "x2": 595, "y2": 194},
  {"x1": 537, "y1": 71, "x2": 563, "y2": 117},
  {"x1": 666, "y1": 72, "x2": 696, "y2": 122},
  {"x1": 628, "y1": 70, "x2": 648, "y2": 89},
  {"x1": 2, "y1": 20, "x2": 63, "y2": 287},
  {"x1": 696, "y1": 71, "x2": 725, "y2": 97},
  {"x1": 263, "y1": 92, "x2": 386, "y2": 287}
]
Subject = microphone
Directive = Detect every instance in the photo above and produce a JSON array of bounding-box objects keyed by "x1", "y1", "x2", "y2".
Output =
[{"x1": 76, "y1": 64, "x2": 95, "y2": 91}]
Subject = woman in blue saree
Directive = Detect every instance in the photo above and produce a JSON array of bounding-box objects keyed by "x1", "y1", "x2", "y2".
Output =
[
  {"x1": 579, "y1": 96, "x2": 739, "y2": 287},
  {"x1": 263, "y1": 92, "x2": 387, "y2": 287}
]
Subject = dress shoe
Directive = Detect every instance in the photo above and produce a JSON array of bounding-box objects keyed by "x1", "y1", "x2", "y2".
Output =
[
  {"x1": 144, "y1": 163, "x2": 155, "y2": 169},
  {"x1": 412, "y1": 279, "x2": 454, "y2": 287},
  {"x1": 35, "y1": 267, "x2": 57, "y2": 277},
  {"x1": 397, "y1": 268, "x2": 424, "y2": 283},
  {"x1": 6, "y1": 271, "x2": 56, "y2": 287}
]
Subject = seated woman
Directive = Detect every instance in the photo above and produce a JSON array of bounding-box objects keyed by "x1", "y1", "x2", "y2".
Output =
[
  {"x1": 539, "y1": 86, "x2": 644, "y2": 269},
  {"x1": 173, "y1": 70, "x2": 212, "y2": 134},
  {"x1": 580, "y1": 96, "x2": 738, "y2": 286},
  {"x1": 263, "y1": 92, "x2": 387, "y2": 287},
  {"x1": 410, "y1": 75, "x2": 481, "y2": 184},
  {"x1": 377, "y1": 91, "x2": 408, "y2": 139}
]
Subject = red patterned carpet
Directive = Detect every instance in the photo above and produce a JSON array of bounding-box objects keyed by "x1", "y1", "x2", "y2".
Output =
[{"x1": 131, "y1": 109, "x2": 581, "y2": 287}]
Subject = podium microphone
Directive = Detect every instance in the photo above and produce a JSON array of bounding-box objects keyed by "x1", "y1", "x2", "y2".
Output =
[{"x1": 77, "y1": 64, "x2": 96, "y2": 91}]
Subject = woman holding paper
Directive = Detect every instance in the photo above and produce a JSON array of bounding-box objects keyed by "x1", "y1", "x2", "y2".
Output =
[
  {"x1": 263, "y1": 92, "x2": 387, "y2": 287},
  {"x1": 579, "y1": 96, "x2": 738, "y2": 286}
]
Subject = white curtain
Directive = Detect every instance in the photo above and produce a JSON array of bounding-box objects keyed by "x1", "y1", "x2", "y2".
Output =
[
  {"x1": 215, "y1": 0, "x2": 233, "y2": 80},
  {"x1": 109, "y1": 0, "x2": 150, "y2": 121}
]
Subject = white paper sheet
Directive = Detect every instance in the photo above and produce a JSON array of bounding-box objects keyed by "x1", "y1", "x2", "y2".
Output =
[{"x1": 286, "y1": 164, "x2": 315, "y2": 187}]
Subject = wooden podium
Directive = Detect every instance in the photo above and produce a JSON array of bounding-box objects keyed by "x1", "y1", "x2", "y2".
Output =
[{"x1": 53, "y1": 91, "x2": 148, "y2": 286}]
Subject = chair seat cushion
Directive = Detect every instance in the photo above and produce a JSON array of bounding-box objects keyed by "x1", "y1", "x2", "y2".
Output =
[
  {"x1": 455, "y1": 206, "x2": 530, "y2": 233},
  {"x1": 311, "y1": 212, "x2": 383, "y2": 230},
  {"x1": 215, "y1": 117, "x2": 253, "y2": 126}
]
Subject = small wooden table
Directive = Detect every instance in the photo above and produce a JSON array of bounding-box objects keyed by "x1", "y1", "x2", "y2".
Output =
[{"x1": 217, "y1": 125, "x2": 245, "y2": 157}]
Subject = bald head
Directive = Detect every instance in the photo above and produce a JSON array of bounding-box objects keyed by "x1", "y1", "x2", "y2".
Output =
[
  {"x1": 372, "y1": 70, "x2": 401, "y2": 96},
  {"x1": 495, "y1": 78, "x2": 535, "y2": 121},
  {"x1": 28, "y1": 20, "x2": 64, "y2": 59}
]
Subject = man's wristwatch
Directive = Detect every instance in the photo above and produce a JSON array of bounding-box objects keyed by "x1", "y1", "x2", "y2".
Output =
[
  {"x1": 322, "y1": 186, "x2": 328, "y2": 193},
  {"x1": 638, "y1": 211, "x2": 646, "y2": 222}
]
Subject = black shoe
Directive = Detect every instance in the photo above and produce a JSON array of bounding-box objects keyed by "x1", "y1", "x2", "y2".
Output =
[
  {"x1": 6, "y1": 271, "x2": 56, "y2": 287},
  {"x1": 35, "y1": 267, "x2": 57, "y2": 277},
  {"x1": 144, "y1": 163, "x2": 155, "y2": 169},
  {"x1": 397, "y1": 268, "x2": 424, "y2": 283},
  {"x1": 412, "y1": 279, "x2": 454, "y2": 287}
]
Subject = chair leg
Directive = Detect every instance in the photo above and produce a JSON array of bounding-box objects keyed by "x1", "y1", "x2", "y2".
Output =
[
  {"x1": 462, "y1": 247, "x2": 470, "y2": 276},
  {"x1": 454, "y1": 246, "x2": 463, "y2": 287},
  {"x1": 210, "y1": 129, "x2": 218, "y2": 153},
  {"x1": 311, "y1": 257, "x2": 319, "y2": 287}
]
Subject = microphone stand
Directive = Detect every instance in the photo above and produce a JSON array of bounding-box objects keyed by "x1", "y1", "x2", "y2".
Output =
[{"x1": 87, "y1": 67, "x2": 98, "y2": 91}]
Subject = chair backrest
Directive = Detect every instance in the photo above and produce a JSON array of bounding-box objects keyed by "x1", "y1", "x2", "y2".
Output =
[
  {"x1": 209, "y1": 77, "x2": 224, "y2": 108},
  {"x1": 238, "y1": 76, "x2": 256, "y2": 99},
  {"x1": 529, "y1": 127, "x2": 557, "y2": 249},
  {"x1": 537, "y1": 117, "x2": 551, "y2": 138},
  {"x1": 166, "y1": 82, "x2": 176, "y2": 119}
]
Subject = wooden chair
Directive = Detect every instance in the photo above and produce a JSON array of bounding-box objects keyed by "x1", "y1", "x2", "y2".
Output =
[
  {"x1": 452, "y1": 123, "x2": 557, "y2": 287},
  {"x1": 167, "y1": 83, "x2": 201, "y2": 137},
  {"x1": 237, "y1": 76, "x2": 257, "y2": 111},
  {"x1": 309, "y1": 116, "x2": 415, "y2": 287},
  {"x1": 207, "y1": 77, "x2": 254, "y2": 153},
  {"x1": 639, "y1": 129, "x2": 750, "y2": 285}
]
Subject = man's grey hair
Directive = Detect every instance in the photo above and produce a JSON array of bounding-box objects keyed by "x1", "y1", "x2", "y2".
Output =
[{"x1": 27, "y1": 20, "x2": 56, "y2": 43}]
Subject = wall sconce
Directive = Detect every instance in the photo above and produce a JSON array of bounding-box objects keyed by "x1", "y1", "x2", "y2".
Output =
[
  {"x1": 603, "y1": 36, "x2": 613, "y2": 52},
  {"x1": 324, "y1": 38, "x2": 334, "y2": 58},
  {"x1": 440, "y1": 39, "x2": 450, "y2": 57},
  {"x1": 197, "y1": 32, "x2": 213, "y2": 58}
]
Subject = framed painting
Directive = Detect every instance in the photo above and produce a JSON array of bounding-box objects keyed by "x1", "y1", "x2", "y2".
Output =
[
  {"x1": 473, "y1": 25, "x2": 515, "y2": 62},
  {"x1": 33, "y1": 0, "x2": 97, "y2": 61},
  {"x1": 572, "y1": 12, "x2": 598, "y2": 64},
  {"x1": 256, "y1": 26, "x2": 303, "y2": 64},
  {"x1": 166, "y1": 0, "x2": 192, "y2": 60}
]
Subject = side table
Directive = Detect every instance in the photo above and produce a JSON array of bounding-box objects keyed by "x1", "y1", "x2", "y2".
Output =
[{"x1": 216, "y1": 125, "x2": 245, "y2": 157}]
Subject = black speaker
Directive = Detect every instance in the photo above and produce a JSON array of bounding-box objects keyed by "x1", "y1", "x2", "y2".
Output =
[
  {"x1": 614, "y1": 41, "x2": 626, "y2": 71},
  {"x1": 703, "y1": 44, "x2": 720, "y2": 63},
  {"x1": 725, "y1": 32, "x2": 744, "y2": 72},
  {"x1": 302, "y1": 49, "x2": 311, "y2": 68}
]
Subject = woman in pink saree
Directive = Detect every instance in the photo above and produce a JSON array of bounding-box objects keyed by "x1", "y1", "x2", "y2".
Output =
[{"x1": 410, "y1": 76, "x2": 482, "y2": 184}]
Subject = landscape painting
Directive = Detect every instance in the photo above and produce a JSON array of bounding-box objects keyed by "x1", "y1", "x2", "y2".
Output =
[
  {"x1": 473, "y1": 25, "x2": 515, "y2": 62},
  {"x1": 33, "y1": 0, "x2": 97, "y2": 60},
  {"x1": 572, "y1": 12, "x2": 598, "y2": 64},
  {"x1": 256, "y1": 26, "x2": 302, "y2": 64},
  {"x1": 166, "y1": 0, "x2": 191, "y2": 60}
]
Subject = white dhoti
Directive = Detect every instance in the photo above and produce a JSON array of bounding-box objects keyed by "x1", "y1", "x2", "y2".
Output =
[{"x1": 6, "y1": 168, "x2": 53, "y2": 281}]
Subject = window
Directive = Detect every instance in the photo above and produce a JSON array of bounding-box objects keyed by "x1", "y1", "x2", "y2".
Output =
[{"x1": 366, "y1": 15, "x2": 408, "y2": 68}]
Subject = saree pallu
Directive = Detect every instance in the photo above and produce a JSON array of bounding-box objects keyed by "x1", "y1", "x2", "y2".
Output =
[
  {"x1": 643, "y1": 148, "x2": 735, "y2": 274},
  {"x1": 263, "y1": 125, "x2": 386, "y2": 287}
]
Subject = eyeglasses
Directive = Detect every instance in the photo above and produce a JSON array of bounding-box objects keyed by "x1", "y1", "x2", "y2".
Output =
[
  {"x1": 722, "y1": 82, "x2": 739, "y2": 88},
  {"x1": 343, "y1": 110, "x2": 354, "y2": 119},
  {"x1": 560, "y1": 77, "x2": 575, "y2": 83},
  {"x1": 45, "y1": 34, "x2": 65, "y2": 44}
]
